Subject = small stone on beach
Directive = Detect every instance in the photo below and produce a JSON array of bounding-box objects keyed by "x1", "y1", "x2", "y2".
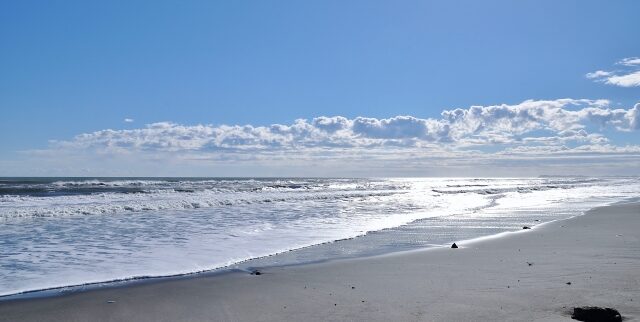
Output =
[
  {"x1": 451, "y1": 243, "x2": 458, "y2": 248},
  {"x1": 523, "y1": 226, "x2": 531, "y2": 229},
  {"x1": 250, "y1": 270, "x2": 261, "y2": 275}
]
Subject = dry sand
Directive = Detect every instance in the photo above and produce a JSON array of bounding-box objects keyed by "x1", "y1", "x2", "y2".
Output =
[{"x1": 1, "y1": 201, "x2": 638, "y2": 321}]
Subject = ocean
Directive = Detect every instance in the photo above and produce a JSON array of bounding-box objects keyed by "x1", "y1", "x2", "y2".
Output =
[{"x1": 1, "y1": 177, "x2": 639, "y2": 297}]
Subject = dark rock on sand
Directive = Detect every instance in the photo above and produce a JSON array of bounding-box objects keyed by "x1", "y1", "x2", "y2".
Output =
[
  {"x1": 451, "y1": 243, "x2": 458, "y2": 248},
  {"x1": 523, "y1": 226, "x2": 531, "y2": 229},
  {"x1": 571, "y1": 307, "x2": 622, "y2": 322},
  {"x1": 251, "y1": 270, "x2": 262, "y2": 275}
]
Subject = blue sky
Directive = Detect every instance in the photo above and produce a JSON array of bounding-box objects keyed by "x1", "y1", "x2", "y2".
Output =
[{"x1": 1, "y1": 0, "x2": 639, "y2": 176}]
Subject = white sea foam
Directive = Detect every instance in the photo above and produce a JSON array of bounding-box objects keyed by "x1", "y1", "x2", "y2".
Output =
[{"x1": 0, "y1": 177, "x2": 638, "y2": 297}]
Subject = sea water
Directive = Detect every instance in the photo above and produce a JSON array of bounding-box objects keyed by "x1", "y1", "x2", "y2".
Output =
[{"x1": 1, "y1": 177, "x2": 639, "y2": 297}]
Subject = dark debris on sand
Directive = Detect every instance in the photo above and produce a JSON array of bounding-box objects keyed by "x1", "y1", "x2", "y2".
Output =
[
  {"x1": 451, "y1": 243, "x2": 458, "y2": 248},
  {"x1": 571, "y1": 306, "x2": 622, "y2": 322}
]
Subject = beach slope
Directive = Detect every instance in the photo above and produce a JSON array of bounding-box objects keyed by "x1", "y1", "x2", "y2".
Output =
[{"x1": 1, "y1": 201, "x2": 638, "y2": 321}]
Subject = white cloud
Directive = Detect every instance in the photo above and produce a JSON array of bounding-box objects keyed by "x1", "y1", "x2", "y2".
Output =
[
  {"x1": 10, "y1": 99, "x2": 637, "y2": 176},
  {"x1": 124, "y1": 118, "x2": 134, "y2": 123},
  {"x1": 605, "y1": 71, "x2": 640, "y2": 88},
  {"x1": 585, "y1": 70, "x2": 612, "y2": 79},
  {"x1": 618, "y1": 57, "x2": 640, "y2": 66},
  {"x1": 587, "y1": 57, "x2": 640, "y2": 87},
  {"x1": 49, "y1": 99, "x2": 639, "y2": 153}
]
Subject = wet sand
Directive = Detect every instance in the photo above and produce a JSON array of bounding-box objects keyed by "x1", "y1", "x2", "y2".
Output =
[{"x1": 1, "y1": 201, "x2": 638, "y2": 321}]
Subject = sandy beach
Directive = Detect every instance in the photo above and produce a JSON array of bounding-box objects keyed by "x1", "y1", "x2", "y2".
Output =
[{"x1": 1, "y1": 200, "x2": 638, "y2": 322}]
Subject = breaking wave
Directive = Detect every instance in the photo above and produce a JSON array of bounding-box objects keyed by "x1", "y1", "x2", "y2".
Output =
[{"x1": 1, "y1": 176, "x2": 638, "y2": 297}]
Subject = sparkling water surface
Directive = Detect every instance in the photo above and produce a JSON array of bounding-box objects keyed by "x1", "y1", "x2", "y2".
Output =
[{"x1": 1, "y1": 177, "x2": 639, "y2": 297}]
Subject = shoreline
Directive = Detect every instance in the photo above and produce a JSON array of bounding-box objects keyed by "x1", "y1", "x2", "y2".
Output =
[
  {"x1": 1, "y1": 200, "x2": 639, "y2": 321},
  {"x1": 0, "y1": 198, "x2": 620, "y2": 301},
  {"x1": 2, "y1": 177, "x2": 636, "y2": 301}
]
